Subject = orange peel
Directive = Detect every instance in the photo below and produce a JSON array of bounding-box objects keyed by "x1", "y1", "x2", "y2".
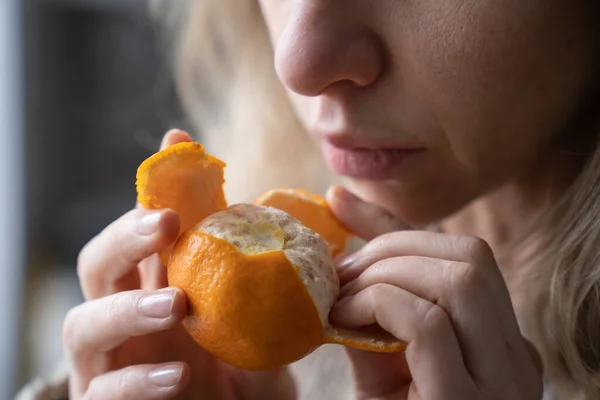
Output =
[
  {"x1": 254, "y1": 189, "x2": 352, "y2": 257},
  {"x1": 135, "y1": 135, "x2": 406, "y2": 370},
  {"x1": 136, "y1": 142, "x2": 227, "y2": 263}
]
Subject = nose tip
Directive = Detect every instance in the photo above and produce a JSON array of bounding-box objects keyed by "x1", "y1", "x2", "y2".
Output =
[{"x1": 274, "y1": 23, "x2": 385, "y2": 97}]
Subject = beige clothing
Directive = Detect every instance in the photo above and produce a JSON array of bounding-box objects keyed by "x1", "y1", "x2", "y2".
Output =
[{"x1": 15, "y1": 345, "x2": 354, "y2": 400}]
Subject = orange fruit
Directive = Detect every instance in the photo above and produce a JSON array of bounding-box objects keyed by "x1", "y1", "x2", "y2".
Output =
[
  {"x1": 136, "y1": 134, "x2": 406, "y2": 370},
  {"x1": 254, "y1": 189, "x2": 352, "y2": 257}
]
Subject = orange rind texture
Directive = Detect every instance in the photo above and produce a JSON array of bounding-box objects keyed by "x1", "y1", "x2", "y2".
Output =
[
  {"x1": 168, "y1": 230, "x2": 325, "y2": 370},
  {"x1": 254, "y1": 189, "x2": 352, "y2": 257},
  {"x1": 136, "y1": 142, "x2": 227, "y2": 263}
]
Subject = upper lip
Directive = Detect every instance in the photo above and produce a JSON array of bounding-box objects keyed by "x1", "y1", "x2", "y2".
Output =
[{"x1": 315, "y1": 130, "x2": 424, "y2": 151}]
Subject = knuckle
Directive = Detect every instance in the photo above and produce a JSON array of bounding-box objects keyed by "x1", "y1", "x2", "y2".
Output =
[
  {"x1": 76, "y1": 239, "x2": 97, "y2": 281},
  {"x1": 446, "y1": 261, "x2": 482, "y2": 293},
  {"x1": 367, "y1": 231, "x2": 401, "y2": 252},
  {"x1": 462, "y1": 236, "x2": 493, "y2": 263},
  {"x1": 420, "y1": 303, "x2": 451, "y2": 335},
  {"x1": 78, "y1": 210, "x2": 139, "y2": 266},
  {"x1": 365, "y1": 283, "x2": 395, "y2": 317},
  {"x1": 366, "y1": 283, "x2": 392, "y2": 304},
  {"x1": 105, "y1": 292, "x2": 135, "y2": 326},
  {"x1": 85, "y1": 371, "x2": 128, "y2": 400},
  {"x1": 84, "y1": 377, "x2": 102, "y2": 400},
  {"x1": 62, "y1": 306, "x2": 83, "y2": 355},
  {"x1": 117, "y1": 367, "x2": 134, "y2": 395}
]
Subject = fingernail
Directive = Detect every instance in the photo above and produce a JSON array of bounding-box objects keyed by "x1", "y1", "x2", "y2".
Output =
[
  {"x1": 140, "y1": 288, "x2": 177, "y2": 318},
  {"x1": 336, "y1": 255, "x2": 354, "y2": 272},
  {"x1": 149, "y1": 364, "x2": 183, "y2": 387},
  {"x1": 138, "y1": 212, "x2": 162, "y2": 236}
]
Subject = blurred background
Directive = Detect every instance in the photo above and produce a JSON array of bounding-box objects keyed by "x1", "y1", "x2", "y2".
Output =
[{"x1": 1, "y1": 0, "x2": 191, "y2": 397}]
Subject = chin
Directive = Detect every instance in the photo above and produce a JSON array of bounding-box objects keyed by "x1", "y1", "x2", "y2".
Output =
[{"x1": 347, "y1": 179, "x2": 473, "y2": 228}]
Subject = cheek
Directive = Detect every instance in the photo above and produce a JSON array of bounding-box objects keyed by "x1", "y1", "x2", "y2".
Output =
[{"x1": 393, "y1": 0, "x2": 593, "y2": 181}]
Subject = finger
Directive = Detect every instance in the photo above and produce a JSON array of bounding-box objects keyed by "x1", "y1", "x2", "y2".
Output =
[
  {"x1": 139, "y1": 254, "x2": 170, "y2": 291},
  {"x1": 345, "y1": 351, "x2": 411, "y2": 399},
  {"x1": 77, "y1": 209, "x2": 180, "y2": 299},
  {"x1": 160, "y1": 129, "x2": 193, "y2": 150},
  {"x1": 338, "y1": 232, "x2": 519, "y2": 340},
  {"x1": 339, "y1": 232, "x2": 540, "y2": 399},
  {"x1": 81, "y1": 363, "x2": 189, "y2": 400},
  {"x1": 326, "y1": 186, "x2": 410, "y2": 241},
  {"x1": 330, "y1": 283, "x2": 476, "y2": 399},
  {"x1": 338, "y1": 256, "x2": 517, "y2": 394},
  {"x1": 63, "y1": 288, "x2": 186, "y2": 365},
  {"x1": 227, "y1": 367, "x2": 297, "y2": 400}
]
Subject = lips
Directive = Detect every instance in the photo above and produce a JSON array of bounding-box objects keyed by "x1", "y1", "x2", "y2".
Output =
[{"x1": 320, "y1": 140, "x2": 425, "y2": 181}]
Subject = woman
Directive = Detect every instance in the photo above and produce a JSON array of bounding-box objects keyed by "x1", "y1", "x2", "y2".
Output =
[{"x1": 19, "y1": 0, "x2": 600, "y2": 399}]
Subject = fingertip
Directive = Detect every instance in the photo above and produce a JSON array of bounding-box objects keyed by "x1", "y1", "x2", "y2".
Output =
[
  {"x1": 326, "y1": 185, "x2": 359, "y2": 222},
  {"x1": 326, "y1": 185, "x2": 358, "y2": 208},
  {"x1": 160, "y1": 129, "x2": 193, "y2": 150},
  {"x1": 178, "y1": 362, "x2": 191, "y2": 388}
]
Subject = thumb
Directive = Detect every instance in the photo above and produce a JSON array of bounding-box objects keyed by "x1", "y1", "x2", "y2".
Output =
[{"x1": 326, "y1": 186, "x2": 411, "y2": 241}]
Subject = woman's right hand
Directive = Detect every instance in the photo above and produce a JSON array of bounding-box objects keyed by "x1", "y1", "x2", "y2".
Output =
[{"x1": 62, "y1": 130, "x2": 296, "y2": 400}]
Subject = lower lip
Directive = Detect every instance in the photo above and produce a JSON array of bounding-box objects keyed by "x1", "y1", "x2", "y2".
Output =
[{"x1": 322, "y1": 142, "x2": 424, "y2": 180}]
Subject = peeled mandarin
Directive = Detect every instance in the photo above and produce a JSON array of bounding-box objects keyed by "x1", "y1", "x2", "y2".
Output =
[
  {"x1": 168, "y1": 204, "x2": 336, "y2": 370},
  {"x1": 168, "y1": 204, "x2": 405, "y2": 370},
  {"x1": 135, "y1": 133, "x2": 406, "y2": 370}
]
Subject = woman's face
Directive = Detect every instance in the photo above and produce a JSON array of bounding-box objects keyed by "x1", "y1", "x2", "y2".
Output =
[{"x1": 258, "y1": 0, "x2": 597, "y2": 225}]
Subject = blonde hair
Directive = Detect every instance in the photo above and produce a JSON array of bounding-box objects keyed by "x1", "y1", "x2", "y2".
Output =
[
  {"x1": 150, "y1": 1, "x2": 600, "y2": 398},
  {"x1": 520, "y1": 128, "x2": 600, "y2": 399}
]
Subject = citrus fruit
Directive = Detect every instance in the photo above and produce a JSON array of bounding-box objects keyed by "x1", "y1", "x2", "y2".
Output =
[{"x1": 135, "y1": 132, "x2": 406, "y2": 370}]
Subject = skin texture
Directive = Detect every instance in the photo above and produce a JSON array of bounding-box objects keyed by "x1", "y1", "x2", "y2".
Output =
[
  {"x1": 259, "y1": 0, "x2": 597, "y2": 226},
  {"x1": 64, "y1": 0, "x2": 598, "y2": 399}
]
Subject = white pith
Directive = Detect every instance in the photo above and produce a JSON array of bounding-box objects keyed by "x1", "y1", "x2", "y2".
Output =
[{"x1": 197, "y1": 203, "x2": 339, "y2": 327}]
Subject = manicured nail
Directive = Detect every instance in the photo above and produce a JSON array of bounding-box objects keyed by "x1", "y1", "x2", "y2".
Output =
[
  {"x1": 138, "y1": 212, "x2": 162, "y2": 236},
  {"x1": 140, "y1": 288, "x2": 177, "y2": 318},
  {"x1": 149, "y1": 364, "x2": 183, "y2": 387}
]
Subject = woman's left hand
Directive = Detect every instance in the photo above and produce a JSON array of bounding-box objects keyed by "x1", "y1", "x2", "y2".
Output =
[{"x1": 327, "y1": 187, "x2": 544, "y2": 400}]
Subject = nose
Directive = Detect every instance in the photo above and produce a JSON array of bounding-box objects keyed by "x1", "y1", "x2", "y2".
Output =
[{"x1": 274, "y1": 3, "x2": 385, "y2": 97}]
